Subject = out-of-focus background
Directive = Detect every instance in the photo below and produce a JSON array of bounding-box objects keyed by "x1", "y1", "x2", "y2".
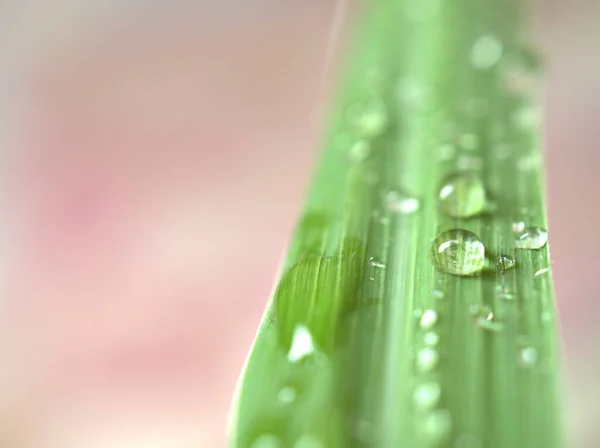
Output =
[{"x1": 0, "y1": 1, "x2": 597, "y2": 447}]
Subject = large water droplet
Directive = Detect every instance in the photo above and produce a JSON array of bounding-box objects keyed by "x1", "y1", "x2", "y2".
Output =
[
  {"x1": 416, "y1": 348, "x2": 439, "y2": 372},
  {"x1": 350, "y1": 100, "x2": 388, "y2": 138},
  {"x1": 385, "y1": 190, "x2": 420, "y2": 214},
  {"x1": 471, "y1": 35, "x2": 503, "y2": 69},
  {"x1": 438, "y1": 173, "x2": 486, "y2": 218},
  {"x1": 420, "y1": 309, "x2": 439, "y2": 330},
  {"x1": 250, "y1": 434, "x2": 285, "y2": 448},
  {"x1": 515, "y1": 227, "x2": 548, "y2": 250},
  {"x1": 432, "y1": 229, "x2": 486, "y2": 276},
  {"x1": 413, "y1": 382, "x2": 442, "y2": 410},
  {"x1": 496, "y1": 255, "x2": 515, "y2": 273}
]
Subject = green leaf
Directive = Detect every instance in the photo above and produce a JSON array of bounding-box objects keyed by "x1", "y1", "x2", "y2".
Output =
[{"x1": 229, "y1": 0, "x2": 564, "y2": 447}]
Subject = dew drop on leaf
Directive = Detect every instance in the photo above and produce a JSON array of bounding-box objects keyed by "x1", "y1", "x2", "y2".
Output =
[
  {"x1": 413, "y1": 382, "x2": 442, "y2": 410},
  {"x1": 420, "y1": 409, "x2": 452, "y2": 443},
  {"x1": 424, "y1": 331, "x2": 440, "y2": 347},
  {"x1": 431, "y1": 229, "x2": 486, "y2": 276},
  {"x1": 277, "y1": 386, "x2": 297, "y2": 404},
  {"x1": 385, "y1": 190, "x2": 420, "y2": 214},
  {"x1": 496, "y1": 255, "x2": 515, "y2": 273},
  {"x1": 437, "y1": 174, "x2": 486, "y2": 218},
  {"x1": 471, "y1": 35, "x2": 503, "y2": 69},
  {"x1": 515, "y1": 227, "x2": 548, "y2": 250},
  {"x1": 519, "y1": 347, "x2": 539, "y2": 368},
  {"x1": 420, "y1": 309, "x2": 439, "y2": 330},
  {"x1": 416, "y1": 348, "x2": 439, "y2": 372},
  {"x1": 350, "y1": 100, "x2": 388, "y2": 138}
]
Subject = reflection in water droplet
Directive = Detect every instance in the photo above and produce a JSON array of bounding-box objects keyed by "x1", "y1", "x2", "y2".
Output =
[
  {"x1": 534, "y1": 267, "x2": 550, "y2": 277},
  {"x1": 250, "y1": 434, "x2": 285, "y2": 448},
  {"x1": 496, "y1": 255, "x2": 515, "y2": 273},
  {"x1": 455, "y1": 433, "x2": 483, "y2": 448},
  {"x1": 420, "y1": 310, "x2": 438, "y2": 330},
  {"x1": 459, "y1": 133, "x2": 479, "y2": 151},
  {"x1": 438, "y1": 174, "x2": 486, "y2": 218},
  {"x1": 471, "y1": 35, "x2": 503, "y2": 69},
  {"x1": 470, "y1": 305, "x2": 502, "y2": 331},
  {"x1": 512, "y1": 221, "x2": 526, "y2": 233},
  {"x1": 421, "y1": 409, "x2": 452, "y2": 443},
  {"x1": 287, "y1": 325, "x2": 316, "y2": 363},
  {"x1": 385, "y1": 190, "x2": 420, "y2": 214},
  {"x1": 432, "y1": 229, "x2": 486, "y2": 276},
  {"x1": 519, "y1": 347, "x2": 539, "y2": 367},
  {"x1": 350, "y1": 101, "x2": 388, "y2": 138},
  {"x1": 438, "y1": 143, "x2": 457, "y2": 161},
  {"x1": 424, "y1": 331, "x2": 440, "y2": 346},
  {"x1": 278, "y1": 387, "x2": 297, "y2": 404},
  {"x1": 413, "y1": 382, "x2": 442, "y2": 410},
  {"x1": 293, "y1": 435, "x2": 324, "y2": 448},
  {"x1": 515, "y1": 227, "x2": 548, "y2": 250},
  {"x1": 416, "y1": 348, "x2": 439, "y2": 372},
  {"x1": 349, "y1": 140, "x2": 371, "y2": 162}
]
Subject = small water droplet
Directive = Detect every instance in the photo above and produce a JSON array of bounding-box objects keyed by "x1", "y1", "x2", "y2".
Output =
[
  {"x1": 432, "y1": 229, "x2": 486, "y2": 276},
  {"x1": 369, "y1": 256, "x2": 386, "y2": 269},
  {"x1": 278, "y1": 387, "x2": 297, "y2": 404},
  {"x1": 512, "y1": 221, "x2": 526, "y2": 233},
  {"x1": 496, "y1": 284, "x2": 515, "y2": 300},
  {"x1": 437, "y1": 143, "x2": 457, "y2": 161},
  {"x1": 293, "y1": 435, "x2": 324, "y2": 448},
  {"x1": 496, "y1": 255, "x2": 515, "y2": 273},
  {"x1": 471, "y1": 35, "x2": 503, "y2": 69},
  {"x1": 432, "y1": 289, "x2": 445, "y2": 299},
  {"x1": 541, "y1": 311, "x2": 553, "y2": 323},
  {"x1": 470, "y1": 305, "x2": 502, "y2": 331},
  {"x1": 287, "y1": 325, "x2": 316, "y2": 362},
  {"x1": 515, "y1": 227, "x2": 548, "y2": 250},
  {"x1": 416, "y1": 348, "x2": 439, "y2": 372},
  {"x1": 534, "y1": 267, "x2": 550, "y2": 277},
  {"x1": 413, "y1": 382, "x2": 442, "y2": 410},
  {"x1": 385, "y1": 190, "x2": 420, "y2": 214},
  {"x1": 424, "y1": 331, "x2": 440, "y2": 346},
  {"x1": 438, "y1": 173, "x2": 486, "y2": 218},
  {"x1": 350, "y1": 100, "x2": 388, "y2": 138},
  {"x1": 420, "y1": 409, "x2": 452, "y2": 443},
  {"x1": 456, "y1": 154, "x2": 484, "y2": 171},
  {"x1": 420, "y1": 309, "x2": 439, "y2": 330},
  {"x1": 459, "y1": 133, "x2": 479, "y2": 151},
  {"x1": 250, "y1": 434, "x2": 285, "y2": 448},
  {"x1": 519, "y1": 347, "x2": 539, "y2": 367},
  {"x1": 349, "y1": 140, "x2": 371, "y2": 162}
]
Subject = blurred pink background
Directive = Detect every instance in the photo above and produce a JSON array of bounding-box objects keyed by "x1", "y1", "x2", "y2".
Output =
[{"x1": 0, "y1": 1, "x2": 597, "y2": 447}]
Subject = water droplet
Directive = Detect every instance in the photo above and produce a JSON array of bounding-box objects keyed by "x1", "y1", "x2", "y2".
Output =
[
  {"x1": 512, "y1": 221, "x2": 526, "y2": 233},
  {"x1": 496, "y1": 255, "x2": 515, "y2": 273},
  {"x1": 541, "y1": 311, "x2": 553, "y2": 323},
  {"x1": 385, "y1": 190, "x2": 420, "y2": 214},
  {"x1": 293, "y1": 435, "x2": 324, "y2": 448},
  {"x1": 250, "y1": 434, "x2": 285, "y2": 448},
  {"x1": 459, "y1": 133, "x2": 479, "y2": 151},
  {"x1": 420, "y1": 409, "x2": 452, "y2": 443},
  {"x1": 278, "y1": 387, "x2": 297, "y2": 404},
  {"x1": 431, "y1": 229, "x2": 486, "y2": 276},
  {"x1": 416, "y1": 348, "x2": 439, "y2": 372},
  {"x1": 470, "y1": 304, "x2": 503, "y2": 331},
  {"x1": 432, "y1": 289, "x2": 445, "y2": 299},
  {"x1": 437, "y1": 143, "x2": 457, "y2": 161},
  {"x1": 287, "y1": 325, "x2": 316, "y2": 362},
  {"x1": 515, "y1": 227, "x2": 548, "y2": 250},
  {"x1": 535, "y1": 267, "x2": 550, "y2": 277},
  {"x1": 519, "y1": 347, "x2": 539, "y2": 367},
  {"x1": 420, "y1": 309, "x2": 439, "y2": 330},
  {"x1": 438, "y1": 174, "x2": 486, "y2": 218},
  {"x1": 424, "y1": 331, "x2": 440, "y2": 346},
  {"x1": 349, "y1": 140, "x2": 371, "y2": 162},
  {"x1": 369, "y1": 256, "x2": 386, "y2": 269},
  {"x1": 350, "y1": 100, "x2": 388, "y2": 138},
  {"x1": 413, "y1": 382, "x2": 442, "y2": 410},
  {"x1": 496, "y1": 284, "x2": 515, "y2": 300},
  {"x1": 471, "y1": 35, "x2": 503, "y2": 69}
]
